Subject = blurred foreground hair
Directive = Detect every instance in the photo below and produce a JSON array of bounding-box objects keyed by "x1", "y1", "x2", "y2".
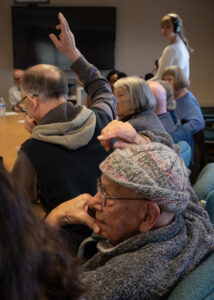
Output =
[{"x1": 0, "y1": 163, "x2": 86, "y2": 300}]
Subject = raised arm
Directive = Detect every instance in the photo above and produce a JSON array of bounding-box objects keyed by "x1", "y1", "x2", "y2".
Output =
[{"x1": 50, "y1": 12, "x2": 116, "y2": 119}]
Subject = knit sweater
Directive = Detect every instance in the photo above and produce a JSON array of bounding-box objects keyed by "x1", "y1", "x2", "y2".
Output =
[
  {"x1": 81, "y1": 130, "x2": 214, "y2": 300},
  {"x1": 174, "y1": 91, "x2": 205, "y2": 135},
  {"x1": 122, "y1": 109, "x2": 166, "y2": 133}
]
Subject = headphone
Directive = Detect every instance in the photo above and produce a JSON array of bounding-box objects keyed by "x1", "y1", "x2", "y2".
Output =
[{"x1": 168, "y1": 14, "x2": 181, "y2": 33}]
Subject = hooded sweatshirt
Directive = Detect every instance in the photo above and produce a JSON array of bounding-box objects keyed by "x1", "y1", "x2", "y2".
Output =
[{"x1": 11, "y1": 56, "x2": 116, "y2": 252}]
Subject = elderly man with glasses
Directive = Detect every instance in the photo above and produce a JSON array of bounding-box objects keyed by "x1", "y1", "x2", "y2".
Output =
[
  {"x1": 8, "y1": 69, "x2": 24, "y2": 112},
  {"x1": 11, "y1": 13, "x2": 116, "y2": 252},
  {"x1": 46, "y1": 120, "x2": 214, "y2": 300}
]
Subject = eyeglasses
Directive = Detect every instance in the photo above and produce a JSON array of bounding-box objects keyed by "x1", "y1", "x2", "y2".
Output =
[
  {"x1": 97, "y1": 178, "x2": 149, "y2": 207},
  {"x1": 16, "y1": 93, "x2": 38, "y2": 113}
]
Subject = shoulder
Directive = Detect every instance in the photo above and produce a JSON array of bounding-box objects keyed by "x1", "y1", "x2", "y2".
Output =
[
  {"x1": 21, "y1": 138, "x2": 41, "y2": 153},
  {"x1": 9, "y1": 85, "x2": 18, "y2": 93},
  {"x1": 163, "y1": 44, "x2": 176, "y2": 55},
  {"x1": 174, "y1": 40, "x2": 189, "y2": 56},
  {"x1": 179, "y1": 92, "x2": 196, "y2": 104}
]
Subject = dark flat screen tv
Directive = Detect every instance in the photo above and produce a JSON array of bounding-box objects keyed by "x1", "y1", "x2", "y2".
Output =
[{"x1": 11, "y1": 6, "x2": 116, "y2": 70}]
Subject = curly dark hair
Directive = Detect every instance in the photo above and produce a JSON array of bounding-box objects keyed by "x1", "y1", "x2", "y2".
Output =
[{"x1": 0, "y1": 164, "x2": 86, "y2": 300}]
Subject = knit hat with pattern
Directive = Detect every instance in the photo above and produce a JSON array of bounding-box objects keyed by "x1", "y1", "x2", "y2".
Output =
[{"x1": 99, "y1": 143, "x2": 190, "y2": 213}]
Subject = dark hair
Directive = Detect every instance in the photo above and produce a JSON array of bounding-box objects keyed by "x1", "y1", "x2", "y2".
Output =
[
  {"x1": 21, "y1": 64, "x2": 68, "y2": 101},
  {"x1": 106, "y1": 70, "x2": 127, "y2": 82},
  {"x1": 0, "y1": 164, "x2": 85, "y2": 300}
]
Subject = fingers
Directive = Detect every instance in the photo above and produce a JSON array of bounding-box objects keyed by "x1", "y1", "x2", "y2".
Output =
[
  {"x1": 99, "y1": 140, "x2": 112, "y2": 152},
  {"x1": 113, "y1": 141, "x2": 134, "y2": 150},
  {"x1": 45, "y1": 211, "x2": 60, "y2": 228},
  {"x1": 58, "y1": 12, "x2": 71, "y2": 37},
  {"x1": 81, "y1": 215, "x2": 100, "y2": 234},
  {"x1": 58, "y1": 12, "x2": 68, "y2": 30},
  {"x1": 98, "y1": 120, "x2": 133, "y2": 141}
]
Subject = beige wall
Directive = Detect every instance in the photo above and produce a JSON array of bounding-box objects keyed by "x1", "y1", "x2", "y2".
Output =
[{"x1": 0, "y1": 0, "x2": 213, "y2": 110}]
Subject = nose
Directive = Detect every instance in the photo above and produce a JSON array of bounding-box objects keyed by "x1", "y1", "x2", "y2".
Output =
[{"x1": 87, "y1": 191, "x2": 103, "y2": 212}]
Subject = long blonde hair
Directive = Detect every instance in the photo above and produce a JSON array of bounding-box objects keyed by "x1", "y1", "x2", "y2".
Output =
[{"x1": 161, "y1": 13, "x2": 194, "y2": 54}]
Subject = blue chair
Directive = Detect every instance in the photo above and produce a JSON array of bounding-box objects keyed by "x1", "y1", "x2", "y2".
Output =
[
  {"x1": 176, "y1": 140, "x2": 192, "y2": 168},
  {"x1": 193, "y1": 163, "x2": 214, "y2": 225},
  {"x1": 167, "y1": 252, "x2": 214, "y2": 300},
  {"x1": 167, "y1": 163, "x2": 214, "y2": 299}
]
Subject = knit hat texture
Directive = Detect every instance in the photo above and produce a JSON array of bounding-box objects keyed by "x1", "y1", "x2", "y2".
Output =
[{"x1": 100, "y1": 143, "x2": 190, "y2": 213}]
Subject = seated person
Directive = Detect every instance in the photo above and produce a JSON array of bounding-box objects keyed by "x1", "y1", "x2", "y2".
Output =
[
  {"x1": 46, "y1": 120, "x2": 214, "y2": 300},
  {"x1": 148, "y1": 81, "x2": 177, "y2": 133},
  {"x1": 11, "y1": 13, "x2": 116, "y2": 252},
  {"x1": 8, "y1": 69, "x2": 24, "y2": 112},
  {"x1": 106, "y1": 69, "x2": 127, "y2": 90},
  {"x1": 162, "y1": 65, "x2": 205, "y2": 135},
  {"x1": 113, "y1": 76, "x2": 166, "y2": 132},
  {"x1": 148, "y1": 81, "x2": 194, "y2": 161},
  {"x1": 158, "y1": 79, "x2": 176, "y2": 111},
  {"x1": 0, "y1": 163, "x2": 85, "y2": 300}
]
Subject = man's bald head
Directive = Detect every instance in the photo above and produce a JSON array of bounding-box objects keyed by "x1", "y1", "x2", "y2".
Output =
[
  {"x1": 148, "y1": 81, "x2": 167, "y2": 116},
  {"x1": 21, "y1": 64, "x2": 68, "y2": 101}
]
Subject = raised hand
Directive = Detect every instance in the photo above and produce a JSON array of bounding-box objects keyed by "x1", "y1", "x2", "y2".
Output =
[
  {"x1": 97, "y1": 120, "x2": 150, "y2": 151},
  {"x1": 49, "y1": 12, "x2": 81, "y2": 62}
]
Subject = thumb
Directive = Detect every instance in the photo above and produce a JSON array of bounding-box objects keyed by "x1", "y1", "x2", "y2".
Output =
[
  {"x1": 82, "y1": 215, "x2": 100, "y2": 234},
  {"x1": 49, "y1": 33, "x2": 60, "y2": 48}
]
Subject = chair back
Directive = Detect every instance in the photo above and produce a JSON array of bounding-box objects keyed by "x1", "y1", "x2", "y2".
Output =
[
  {"x1": 168, "y1": 252, "x2": 214, "y2": 300},
  {"x1": 193, "y1": 163, "x2": 214, "y2": 225}
]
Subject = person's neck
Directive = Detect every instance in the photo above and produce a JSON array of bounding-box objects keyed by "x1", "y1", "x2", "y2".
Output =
[
  {"x1": 169, "y1": 34, "x2": 180, "y2": 44},
  {"x1": 174, "y1": 88, "x2": 188, "y2": 100},
  {"x1": 39, "y1": 97, "x2": 66, "y2": 120}
]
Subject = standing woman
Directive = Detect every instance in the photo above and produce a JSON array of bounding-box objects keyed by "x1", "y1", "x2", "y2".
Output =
[{"x1": 150, "y1": 13, "x2": 193, "y2": 81}]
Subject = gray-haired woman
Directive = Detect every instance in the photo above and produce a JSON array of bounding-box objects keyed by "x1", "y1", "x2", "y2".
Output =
[{"x1": 114, "y1": 76, "x2": 165, "y2": 132}]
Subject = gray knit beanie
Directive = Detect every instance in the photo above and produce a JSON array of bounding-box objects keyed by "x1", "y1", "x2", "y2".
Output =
[{"x1": 99, "y1": 143, "x2": 190, "y2": 213}]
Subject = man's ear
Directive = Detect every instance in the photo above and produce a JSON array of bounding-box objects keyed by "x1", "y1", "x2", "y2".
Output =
[
  {"x1": 27, "y1": 94, "x2": 39, "y2": 111},
  {"x1": 31, "y1": 96, "x2": 39, "y2": 111},
  {"x1": 139, "y1": 201, "x2": 160, "y2": 233}
]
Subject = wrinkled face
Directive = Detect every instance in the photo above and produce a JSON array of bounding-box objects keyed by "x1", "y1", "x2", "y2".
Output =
[
  {"x1": 161, "y1": 23, "x2": 175, "y2": 40},
  {"x1": 87, "y1": 175, "x2": 143, "y2": 244},
  {"x1": 114, "y1": 86, "x2": 133, "y2": 120},
  {"x1": 162, "y1": 75, "x2": 175, "y2": 90}
]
